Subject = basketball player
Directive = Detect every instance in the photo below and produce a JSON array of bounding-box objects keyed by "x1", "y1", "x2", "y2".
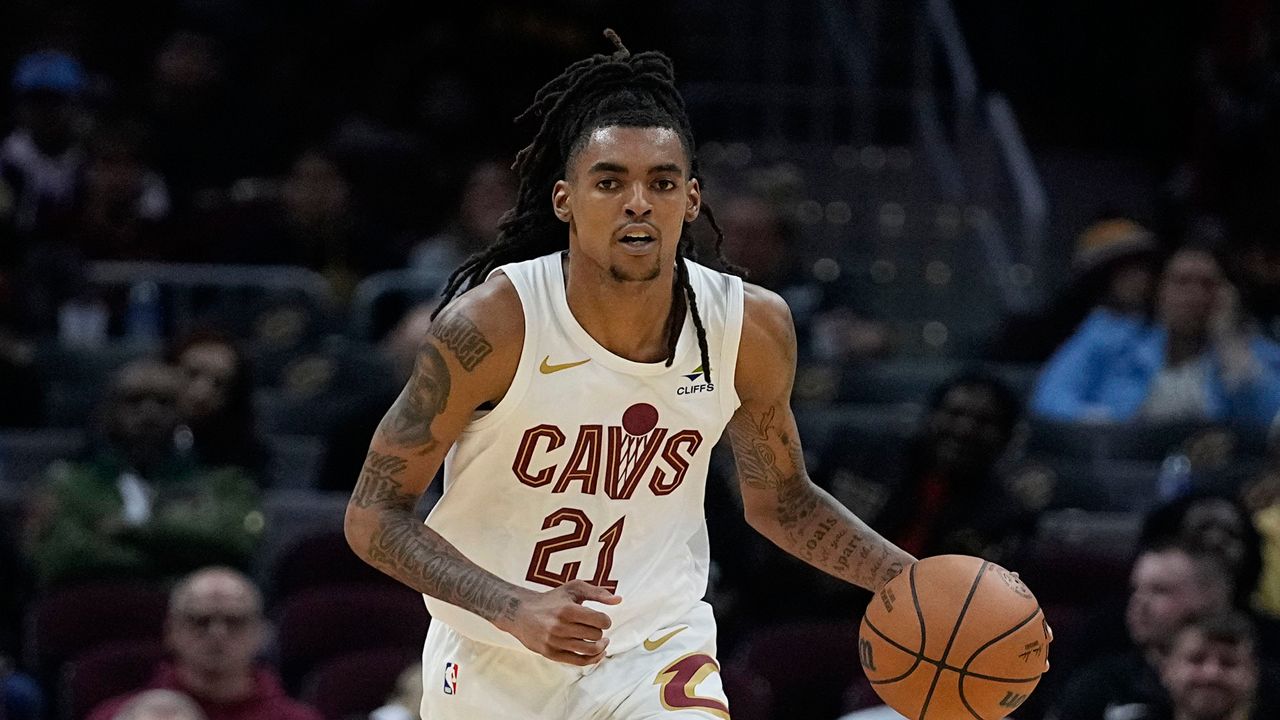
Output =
[{"x1": 344, "y1": 31, "x2": 917, "y2": 718}]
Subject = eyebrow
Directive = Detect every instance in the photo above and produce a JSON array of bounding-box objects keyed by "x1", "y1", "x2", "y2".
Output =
[{"x1": 586, "y1": 161, "x2": 685, "y2": 175}]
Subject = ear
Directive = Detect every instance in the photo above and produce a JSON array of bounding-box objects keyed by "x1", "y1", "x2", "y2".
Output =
[
  {"x1": 685, "y1": 178, "x2": 702, "y2": 223},
  {"x1": 552, "y1": 179, "x2": 572, "y2": 223}
]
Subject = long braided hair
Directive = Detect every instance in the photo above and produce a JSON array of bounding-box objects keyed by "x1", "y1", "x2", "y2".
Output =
[{"x1": 432, "y1": 29, "x2": 741, "y2": 382}]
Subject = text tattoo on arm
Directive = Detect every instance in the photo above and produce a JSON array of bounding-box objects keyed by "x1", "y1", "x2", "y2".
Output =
[
  {"x1": 730, "y1": 404, "x2": 906, "y2": 589},
  {"x1": 351, "y1": 448, "x2": 520, "y2": 623},
  {"x1": 430, "y1": 313, "x2": 494, "y2": 371}
]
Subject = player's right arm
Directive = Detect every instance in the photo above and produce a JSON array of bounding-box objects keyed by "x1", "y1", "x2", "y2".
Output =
[{"x1": 343, "y1": 275, "x2": 618, "y2": 665}]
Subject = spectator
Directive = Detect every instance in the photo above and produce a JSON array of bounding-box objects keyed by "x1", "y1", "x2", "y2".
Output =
[
  {"x1": 37, "y1": 120, "x2": 172, "y2": 260},
  {"x1": 167, "y1": 330, "x2": 267, "y2": 477},
  {"x1": 990, "y1": 217, "x2": 1159, "y2": 362},
  {"x1": 408, "y1": 158, "x2": 516, "y2": 275},
  {"x1": 1154, "y1": 612, "x2": 1280, "y2": 720},
  {"x1": 1032, "y1": 243, "x2": 1280, "y2": 430},
  {"x1": 145, "y1": 31, "x2": 261, "y2": 212},
  {"x1": 717, "y1": 192, "x2": 889, "y2": 363},
  {"x1": 88, "y1": 567, "x2": 321, "y2": 720},
  {"x1": 214, "y1": 148, "x2": 396, "y2": 298},
  {"x1": 25, "y1": 359, "x2": 260, "y2": 587},
  {"x1": 1142, "y1": 492, "x2": 1265, "y2": 610},
  {"x1": 824, "y1": 372, "x2": 1033, "y2": 562},
  {"x1": 111, "y1": 689, "x2": 206, "y2": 720},
  {"x1": 1046, "y1": 542, "x2": 1235, "y2": 720},
  {"x1": 0, "y1": 50, "x2": 88, "y2": 239}
]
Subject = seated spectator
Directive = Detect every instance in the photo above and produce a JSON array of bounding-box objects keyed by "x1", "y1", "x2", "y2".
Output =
[
  {"x1": 209, "y1": 148, "x2": 396, "y2": 299},
  {"x1": 1046, "y1": 542, "x2": 1235, "y2": 720},
  {"x1": 88, "y1": 567, "x2": 321, "y2": 720},
  {"x1": 990, "y1": 216, "x2": 1158, "y2": 363},
  {"x1": 1, "y1": 50, "x2": 88, "y2": 240},
  {"x1": 1154, "y1": 612, "x2": 1280, "y2": 720},
  {"x1": 1245, "y1": 448, "x2": 1280, "y2": 618},
  {"x1": 111, "y1": 689, "x2": 206, "y2": 720},
  {"x1": 823, "y1": 372, "x2": 1034, "y2": 563},
  {"x1": 1032, "y1": 242, "x2": 1280, "y2": 430},
  {"x1": 25, "y1": 359, "x2": 260, "y2": 587},
  {"x1": 167, "y1": 330, "x2": 267, "y2": 477},
  {"x1": 1142, "y1": 492, "x2": 1264, "y2": 611},
  {"x1": 408, "y1": 158, "x2": 516, "y2": 275},
  {"x1": 742, "y1": 372, "x2": 1033, "y2": 624},
  {"x1": 717, "y1": 193, "x2": 888, "y2": 363},
  {"x1": 37, "y1": 120, "x2": 172, "y2": 261}
]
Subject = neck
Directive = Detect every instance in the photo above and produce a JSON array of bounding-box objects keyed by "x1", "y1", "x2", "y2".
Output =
[
  {"x1": 175, "y1": 664, "x2": 256, "y2": 704},
  {"x1": 563, "y1": 253, "x2": 677, "y2": 363}
]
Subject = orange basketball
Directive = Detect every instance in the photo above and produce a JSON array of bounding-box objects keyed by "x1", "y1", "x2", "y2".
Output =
[{"x1": 858, "y1": 555, "x2": 1051, "y2": 719}]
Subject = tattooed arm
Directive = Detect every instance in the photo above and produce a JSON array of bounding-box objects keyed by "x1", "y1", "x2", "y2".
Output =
[
  {"x1": 727, "y1": 285, "x2": 916, "y2": 592},
  {"x1": 344, "y1": 275, "x2": 619, "y2": 666}
]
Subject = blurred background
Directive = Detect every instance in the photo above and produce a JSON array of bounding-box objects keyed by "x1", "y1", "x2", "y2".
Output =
[{"x1": 3, "y1": 1, "x2": 1280, "y2": 719}]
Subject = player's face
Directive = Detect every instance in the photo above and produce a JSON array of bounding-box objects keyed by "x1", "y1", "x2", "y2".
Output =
[
  {"x1": 1161, "y1": 631, "x2": 1256, "y2": 719},
  {"x1": 554, "y1": 125, "x2": 700, "y2": 283}
]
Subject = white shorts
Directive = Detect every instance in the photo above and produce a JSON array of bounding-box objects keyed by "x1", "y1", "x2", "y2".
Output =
[{"x1": 420, "y1": 601, "x2": 730, "y2": 719}]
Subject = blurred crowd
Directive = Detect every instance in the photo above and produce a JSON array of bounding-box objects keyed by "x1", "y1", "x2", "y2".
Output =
[{"x1": 3, "y1": 2, "x2": 1280, "y2": 720}]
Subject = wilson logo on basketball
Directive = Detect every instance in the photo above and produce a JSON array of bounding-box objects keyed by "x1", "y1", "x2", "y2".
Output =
[{"x1": 511, "y1": 403, "x2": 704, "y2": 499}]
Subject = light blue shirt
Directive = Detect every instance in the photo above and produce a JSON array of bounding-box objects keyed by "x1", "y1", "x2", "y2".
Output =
[{"x1": 1031, "y1": 308, "x2": 1280, "y2": 429}]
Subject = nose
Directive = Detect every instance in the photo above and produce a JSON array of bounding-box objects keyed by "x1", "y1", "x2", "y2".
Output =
[{"x1": 623, "y1": 183, "x2": 653, "y2": 218}]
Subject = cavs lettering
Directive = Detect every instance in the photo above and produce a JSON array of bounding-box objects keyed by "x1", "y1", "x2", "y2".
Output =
[{"x1": 511, "y1": 403, "x2": 704, "y2": 499}]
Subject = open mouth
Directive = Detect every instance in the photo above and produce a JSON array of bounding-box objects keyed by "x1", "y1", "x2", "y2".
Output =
[{"x1": 620, "y1": 233, "x2": 654, "y2": 246}]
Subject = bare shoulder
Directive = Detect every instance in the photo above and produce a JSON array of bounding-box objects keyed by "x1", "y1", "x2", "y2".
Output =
[
  {"x1": 736, "y1": 282, "x2": 797, "y2": 402},
  {"x1": 742, "y1": 283, "x2": 795, "y2": 343},
  {"x1": 428, "y1": 272, "x2": 525, "y2": 403}
]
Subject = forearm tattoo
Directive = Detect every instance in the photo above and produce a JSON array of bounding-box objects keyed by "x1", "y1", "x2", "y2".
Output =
[
  {"x1": 430, "y1": 312, "x2": 494, "y2": 372},
  {"x1": 352, "y1": 448, "x2": 521, "y2": 623},
  {"x1": 730, "y1": 404, "x2": 908, "y2": 590}
]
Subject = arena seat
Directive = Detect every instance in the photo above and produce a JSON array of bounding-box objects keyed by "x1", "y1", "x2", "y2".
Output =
[
  {"x1": 0, "y1": 430, "x2": 87, "y2": 485},
  {"x1": 26, "y1": 582, "x2": 168, "y2": 690},
  {"x1": 301, "y1": 646, "x2": 419, "y2": 720},
  {"x1": 268, "y1": 529, "x2": 398, "y2": 604},
  {"x1": 275, "y1": 585, "x2": 428, "y2": 694},
  {"x1": 61, "y1": 638, "x2": 166, "y2": 720}
]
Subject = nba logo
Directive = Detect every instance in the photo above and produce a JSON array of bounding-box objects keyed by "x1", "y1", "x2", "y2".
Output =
[{"x1": 443, "y1": 662, "x2": 459, "y2": 695}]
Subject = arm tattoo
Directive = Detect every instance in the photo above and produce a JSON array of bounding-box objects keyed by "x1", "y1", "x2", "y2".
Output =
[
  {"x1": 378, "y1": 342, "x2": 450, "y2": 453},
  {"x1": 731, "y1": 403, "x2": 912, "y2": 590},
  {"x1": 727, "y1": 406, "x2": 788, "y2": 490},
  {"x1": 430, "y1": 312, "x2": 494, "y2": 371},
  {"x1": 352, "y1": 451, "x2": 521, "y2": 623},
  {"x1": 351, "y1": 450, "x2": 411, "y2": 509},
  {"x1": 366, "y1": 515, "x2": 521, "y2": 623}
]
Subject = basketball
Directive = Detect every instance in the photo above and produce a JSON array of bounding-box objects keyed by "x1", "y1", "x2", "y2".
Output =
[{"x1": 858, "y1": 555, "x2": 1051, "y2": 719}]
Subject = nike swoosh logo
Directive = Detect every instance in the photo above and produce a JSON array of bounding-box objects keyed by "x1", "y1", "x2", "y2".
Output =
[
  {"x1": 643, "y1": 626, "x2": 688, "y2": 652},
  {"x1": 539, "y1": 356, "x2": 591, "y2": 374}
]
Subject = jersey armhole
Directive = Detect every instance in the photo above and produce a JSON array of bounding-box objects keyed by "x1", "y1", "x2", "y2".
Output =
[
  {"x1": 460, "y1": 267, "x2": 535, "y2": 433},
  {"x1": 719, "y1": 274, "x2": 745, "y2": 422}
]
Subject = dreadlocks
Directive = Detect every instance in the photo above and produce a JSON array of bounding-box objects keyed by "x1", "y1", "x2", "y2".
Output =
[{"x1": 433, "y1": 29, "x2": 741, "y2": 383}]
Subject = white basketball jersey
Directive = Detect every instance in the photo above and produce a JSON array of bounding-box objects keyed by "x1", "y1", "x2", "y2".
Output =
[{"x1": 423, "y1": 251, "x2": 744, "y2": 654}]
